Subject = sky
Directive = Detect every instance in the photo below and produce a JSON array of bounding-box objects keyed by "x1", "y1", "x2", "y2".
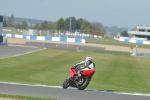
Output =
[{"x1": 0, "y1": 0, "x2": 150, "y2": 29}]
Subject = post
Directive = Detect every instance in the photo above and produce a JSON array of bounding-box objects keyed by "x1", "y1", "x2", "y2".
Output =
[
  {"x1": 69, "y1": 17, "x2": 72, "y2": 33},
  {"x1": 5, "y1": 36, "x2": 8, "y2": 46},
  {"x1": 136, "y1": 45, "x2": 137, "y2": 55},
  {"x1": 0, "y1": 16, "x2": 3, "y2": 43},
  {"x1": 40, "y1": 30, "x2": 41, "y2": 36}
]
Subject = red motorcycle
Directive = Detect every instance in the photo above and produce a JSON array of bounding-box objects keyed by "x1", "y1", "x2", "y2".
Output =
[{"x1": 62, "y1": 66, "x2": 95, "y2": 90}]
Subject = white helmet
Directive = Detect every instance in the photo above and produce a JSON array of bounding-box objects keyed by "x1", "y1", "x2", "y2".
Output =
[{"x1": 86, "y1": 56, "x2": 92, "y2": 61}]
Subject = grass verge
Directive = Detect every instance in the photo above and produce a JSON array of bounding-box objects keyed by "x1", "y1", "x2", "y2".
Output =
[
  {"x1": 0, "y1": 48, "x2": 150, "y2": 94},
  {"x1": 0, "y1": 94, "x2": 57, "y2": 100}
]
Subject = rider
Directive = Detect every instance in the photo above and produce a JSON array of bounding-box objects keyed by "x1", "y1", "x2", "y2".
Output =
[{"x1": 72, "y1": 56, "x2": 95, "y2": 84}]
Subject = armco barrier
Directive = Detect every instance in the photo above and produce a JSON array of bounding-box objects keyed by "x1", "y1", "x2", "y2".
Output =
[{"x1": 2, "y1": 33, "x2": 85, "y2": 43}]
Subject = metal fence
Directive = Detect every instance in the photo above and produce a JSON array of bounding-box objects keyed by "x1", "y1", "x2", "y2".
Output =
[{"x1": 131, "y1": 47, "x2": 150, "y2": 58}]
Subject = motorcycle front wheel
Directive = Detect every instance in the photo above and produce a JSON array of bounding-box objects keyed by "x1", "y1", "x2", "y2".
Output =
[{"x1": 62, "y1": 78, "x2": 70, "y2": 89}]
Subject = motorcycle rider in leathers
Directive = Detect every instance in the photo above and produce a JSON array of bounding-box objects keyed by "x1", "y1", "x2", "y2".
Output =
[{"x1": 72, "y1": 56, "x2": 95, "y2": 84}]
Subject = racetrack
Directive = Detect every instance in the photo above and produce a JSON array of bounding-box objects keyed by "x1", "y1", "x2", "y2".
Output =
[
  {"x1": 0, "y1": 38, "x2": 149, "y2": 100},
  {"x1": 0, "y1": 82, "x2": 150, "y2": 100}
]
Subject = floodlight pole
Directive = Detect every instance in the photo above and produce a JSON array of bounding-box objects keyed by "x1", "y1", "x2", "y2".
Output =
[{"x1": 69, "y1": 17, "x2": 72, "y2": 33}]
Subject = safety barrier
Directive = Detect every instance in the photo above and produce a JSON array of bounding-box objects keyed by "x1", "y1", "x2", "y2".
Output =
[
  {"x1": 131, "y1": 47, "x2": 150, "y2": 58},
  {"x1": 2, "y1": 33, "x2": 86, "y2": 43},
  {"x1": 114, "y1": 37, "x2": 150, "y2": 45}
]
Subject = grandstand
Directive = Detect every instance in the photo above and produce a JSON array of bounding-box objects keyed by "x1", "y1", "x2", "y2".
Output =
[{"x1": 128, "y1": 25, "x2": 150, "y2": 41}]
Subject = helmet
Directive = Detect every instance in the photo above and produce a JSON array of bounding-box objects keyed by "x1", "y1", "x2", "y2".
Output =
[{"x1": 86, "y1": 56, "x2": 92, "y2": 61}]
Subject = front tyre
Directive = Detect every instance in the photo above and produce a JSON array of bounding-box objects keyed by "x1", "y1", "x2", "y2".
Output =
[
  {"x1": 77, "y1": 76, "x2": 90, "y2": 90},
  {"x1": 62, "y1": 78, "x2": 70, "y2": 89}
]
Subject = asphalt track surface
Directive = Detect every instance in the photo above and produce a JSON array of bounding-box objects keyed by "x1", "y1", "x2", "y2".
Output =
[
  {"x1": 0, "y1": 43, "x2": 150, "y2": 100},
  {"x1": 0, "y1": 82, "x2": 150, "y2": 100},
  {"x1": 24, "y1": 42, "x2": 105, "y2": 51},
  {"x1": 0, "y1": 45, "x2": 45, "y2": 59}
]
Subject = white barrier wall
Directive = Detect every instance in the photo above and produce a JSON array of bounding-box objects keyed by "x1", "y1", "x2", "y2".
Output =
[
  {"x1": 67, "y1": 38, "x2": 75, "y2": 42},
  {"x1": 129, "y1": 40, "x2": 136, "y2": 43},
  {"x1": 2, "y1": 33, "x2": 86, "y2": 43},
  {"x1": 37, "y1": 36, "x2": 45, "y2": 40},
  {"x1": 143, "y1": 41, "x2": 150, "y2": 45},
  {"x1": 117, "y1": 36, "x2": 150, "y2": 45},
  {"x1": 7, "y1": 34, "x2": 11, "y2": 37},
  {"x1": 52, "y1": 37, "x2": 60, "y2": 41},
  {"x1": 82, "y1": 39, "x2": 86, "y2": 43}
]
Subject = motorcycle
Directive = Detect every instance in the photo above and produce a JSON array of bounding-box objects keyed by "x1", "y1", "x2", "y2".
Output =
[{"x1": 62, "y1": 66, "x2": 95, "y2": 90}]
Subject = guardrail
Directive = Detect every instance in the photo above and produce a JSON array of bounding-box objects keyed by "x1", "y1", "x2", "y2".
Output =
[{"x1": 2, "y1": 33, "x2": 86, "y2": 43}]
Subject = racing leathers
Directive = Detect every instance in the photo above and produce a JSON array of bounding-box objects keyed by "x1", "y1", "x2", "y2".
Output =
[{"x1": 73, "y1": 59, "x2": 95, "y2": 84}]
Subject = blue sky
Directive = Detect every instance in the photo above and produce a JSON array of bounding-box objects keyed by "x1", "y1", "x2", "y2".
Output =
[{"x1": 0, "y1": 0, "x2": 150, "y2": 29}]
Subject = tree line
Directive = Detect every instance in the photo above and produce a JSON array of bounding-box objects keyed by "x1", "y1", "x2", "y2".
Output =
[
  {"x1": 3, "y1": 14, "x2": 129, "y2": 37},
  {"x1": 3, "y1": 14, "x2": 105, "y2": 36}
]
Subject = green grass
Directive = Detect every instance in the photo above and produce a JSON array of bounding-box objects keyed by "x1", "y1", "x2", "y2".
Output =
[
  {"x1": 86, "y1": 37, "x2": 150, "y2": 49},
  {"x1": 0, "y1": 49, "x2": 150, "y2": 94},
  {"x1": 0, "y1": 94, "x2": 57, "y2": 100},
  {"x1": 90, "y1": 41, "x2": 150, "y2": 49},
  {"x1": 3, "y1": 31, "x2": 23, "y2": 34}
]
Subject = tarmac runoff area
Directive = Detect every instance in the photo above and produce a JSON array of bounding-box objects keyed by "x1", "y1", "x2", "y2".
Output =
[
  {"x1": 0, "y1": 44, "x2": 46, "y2": 59},
  {"x1": 5, "y1": 38, "x2": 131, "y2": 52}
]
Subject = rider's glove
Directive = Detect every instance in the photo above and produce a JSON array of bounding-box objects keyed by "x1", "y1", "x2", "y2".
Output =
[
  {"x1": 71, "y1": 66, "x2": 75, "y2": 68},
  {"x1": 72, "y1": 65, "x2": 77, "y2": 68}
]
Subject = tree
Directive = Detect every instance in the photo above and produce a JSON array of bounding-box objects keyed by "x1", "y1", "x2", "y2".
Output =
[
  {"x1": 47, "y1": 23, "x2": 55, "y2": 30},
  {"x1": 3, "y1": 16, "x2": 7, "y2": 27},
  {"x1": 7, "y1": 14, "x2": 15, "y2": 27},
  {"x1": 15, "y1": 23, "x2": 21, "y2": 29},
  {"x1": 91, "y1": 22, "x2": 103, "y2": 32},
  {"x1": 34, "y1": 23, "x2": 41, "y2": 30},
  {"x1": 29, "y1": 23, "x2": 33, "y2": 29},
  {"x1": 41, "y1": 21, "x2": 48, "y2": 30},
  {"x1": 64, "y1": 17, "x2": 77, "y2": 31},
  {"x1": 76, "y1": 18, "x2": 84, "y2": 30},
  {"x1": 69, "y1": 17, "x2": 77, "y2": 31},
  {"x1": 120, "y1": 31, "x2": 129, "y2": 37},
  {"x1": 56, "y1": 17, "x2": 65, "y2": 30},
  {"x1": 21, "y1": 21, "x2": 28, "y2": 29},
  {"x1": 80, "y1": 20, "x2": 93, "y2": 33}
]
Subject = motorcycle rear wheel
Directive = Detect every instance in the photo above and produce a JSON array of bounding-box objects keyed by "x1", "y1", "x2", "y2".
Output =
[
  {"x1": 62, "y1": 78, "x2": 70, "y2": 89},
  {"x1": 77, "y1": 76, "x2": 90, "y2": 90}
]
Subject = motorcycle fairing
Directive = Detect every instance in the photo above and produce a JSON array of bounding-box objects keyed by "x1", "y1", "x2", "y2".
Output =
[
  {"x1": 82, "y1": 69, "x2": 95, "y2": 77},
  {"x1": 70, "y1": 68, "x2": 77, "y2": 77}
]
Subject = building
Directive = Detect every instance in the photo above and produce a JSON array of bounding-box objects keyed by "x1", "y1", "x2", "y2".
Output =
[{"x1": 128, "y1": 25, "x2": 150, "y2": 41}]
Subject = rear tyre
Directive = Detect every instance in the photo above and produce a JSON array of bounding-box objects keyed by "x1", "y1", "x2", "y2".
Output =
[
  {"x1": 77, "y1": 76, "x2": 90, "y2": 90},
  {"x1": 62, "y1": 78, "x2": 70, "y2": 89}
]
